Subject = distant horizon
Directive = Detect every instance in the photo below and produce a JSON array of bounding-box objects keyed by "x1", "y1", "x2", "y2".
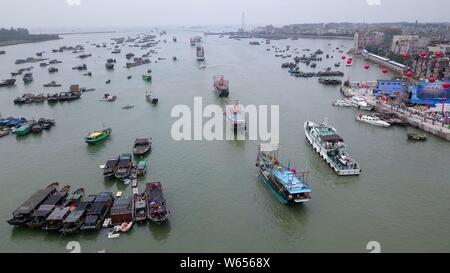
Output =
[{"x1": 2, "y1": 0, "x2": 450, "y2": 29}]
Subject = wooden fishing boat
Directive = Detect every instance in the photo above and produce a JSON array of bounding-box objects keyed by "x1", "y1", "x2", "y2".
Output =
[
  {"x1": 85, "y1": 128, "x2": 111, "y2": 145},
  {"x1": 407, "y1": 133, "x2": 428, "y2": 141},
  {"x1": 110, "y1": 196, "x2": 134, "y2": 225},
  {"x1": 137, "y1": 160, "x2": 147, "y2": 177},
  {"x1": 42, "y1": 207, "x2": 71, "y2": 232},
  {"x1": 15, "y1": 121, "x2": 34, "y2": 136},
  {"x1": 61, "y1": 195, "x2": 96, "y2": 234},
  {"x1": 81, "y1": 192, "x2": 114, "y2": 231},
  {"x1": 134, "y1": 192, "x2": 147, "y2": 223},
  {"x1": 142, "y1": 74, "x2": 152, "y2": 82},
  {"x1": 103, "y1": 157, "x2": 119, "y2": 179},
  {"x1": 114, "y1": 154, "x2": 133, "y2": 180},
  {"x1": 63, "y1": 188, "x2": 85, "y2": 207},
  {"x1": 26, "y1": 186, "x2": 70, "y2": 229},
  {"x1": 7, "y1": 182, "x2": 59, "y2": 226},
  {"x1": 145, "y1": 182, "x2": 170, "y2": 224},
  {"x1": 133, "y1": 138, "x2": 151, "y2": 156}
]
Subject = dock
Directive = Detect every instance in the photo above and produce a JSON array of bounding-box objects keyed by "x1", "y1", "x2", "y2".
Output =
[{"x1": 340, "y1": 85, "x2": 450, "y2": 141}]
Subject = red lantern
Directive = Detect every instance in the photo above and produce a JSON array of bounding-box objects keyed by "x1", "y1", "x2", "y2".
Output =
[
  {"x1": 406, "y1": 71, "x2": 413, "y2": 78},
  {"x1": 348, "y1": 57, "x2": 353, "y2": 61},
  {"x1": 443, "y1": 82, "x2": 450, "y2": 89},
  {"x1": 341, "y1": 56, "x2": 346, "y2": 60},
  {"x1": 382, "y1": 69, "x2": 389, "y2": 74},
  {"x1": 364, "y1": 64, "x2": 370, "y2": 70},
  {"x1": 428, "y1": 76, "x2": 436, "y2": 83},
  {"x1": 420, "y1": 51, "x2": 427, "y2": 58},
  {"x1": 403, "y1": 53, "x2": 410, "y2": 59},
  {"x1": 347, "y1": 59, "x2": 352, "y2": 64}
]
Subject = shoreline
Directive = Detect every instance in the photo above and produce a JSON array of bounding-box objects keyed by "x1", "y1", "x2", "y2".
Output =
[
  {"x1": 0, "y1": 37, "x2": 61, "y2": 47},
  {"x1": 205, "y1": 32, "x2": 354, "y2": 40}
]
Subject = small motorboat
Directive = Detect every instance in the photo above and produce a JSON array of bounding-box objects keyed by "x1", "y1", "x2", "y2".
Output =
[
  {"x1": 407, "y1": 133, "x2": 428, "y2": 141},
  {"x1": 122, "y1": 104, "x2": 135, "y2": 109},
  {"x1": 103, "y1": 157, "x2": 119, "y2": 179},
  {"x1": 106, "y1": 79, "x2": 111, "y2": 84},
  {"x1": 100, "y1": 94, "x2": 117, "y2": 102}
]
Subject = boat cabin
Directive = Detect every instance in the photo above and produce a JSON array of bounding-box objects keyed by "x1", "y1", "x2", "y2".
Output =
[
  {"x1": 110, "y1": 197, "x2": 134, "y2": 225},
  {"x1": 43, "y1": 207, "x2": 71, "y2": 231},
  {"x1": 81, "y1": 192, "x2": 113, "y2": 231}
]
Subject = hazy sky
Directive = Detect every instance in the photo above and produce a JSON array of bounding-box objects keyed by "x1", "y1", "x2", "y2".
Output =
[{"x1": 1, "y1": 0, "x2": 449, "y2": 29}]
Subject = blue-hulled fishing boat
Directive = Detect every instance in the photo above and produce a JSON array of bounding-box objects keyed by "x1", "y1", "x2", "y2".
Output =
[{"x1": 256, "y1": 144, "x2": 311, "y2": 205}]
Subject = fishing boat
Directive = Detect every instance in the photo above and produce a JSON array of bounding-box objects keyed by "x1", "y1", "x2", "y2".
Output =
[
  {"x1": 134, "y1": 192, "x2": 147, "y2": 223},
  {"x1": 256, "y1": 144, "x2": 311, "y2": 204},
  {"x1": 196, "y1": 45, "x2": 205, "y2": 61},
  {"x1": 319, "y1": 78, "x2": 342, "y2": 85},
  {"x1": 48, "y1": 67, "x2": 58, "y2": 73},
  {"x1": 31, "y1": 123, "x2": 43, "y2": 134},
  {"x1": 142, "y1": 73, "x2": 152, "y2": 82},
  {"x1": 122, "y1": 104, "x2": 135, "y2": 109},
  {"x1": 0, "y1": 79, "x2": 16, "y2": 87},
  {"x1": 58, "y1": 92, "x2": 70, "y2": 101},
  {"x1": 133, "y1": 138, "x2": 151, "y2": 156},
  {"x1": 85, "y1": 128, "x2": 111, "y2": 145},
  {"x1": 23, "y1": 74, "x2": 33, "y2": 84},
  {"x1": 15, "y1": 121, "x2": 34, "y2": 136},
  {"x1": 100, "y1": 94, "x2": 117, "y2": 102},
  {"x1": 64, "y1": 188, "x2": 85, "y2": 207},
  {"x1": 146, "y1": 182, "x2": 170, "y2": 224},
  {"x1": 356, "y1": 114, "x2": 391, "y2": 127},
  {"x1": 145, "y1": 91, "x2": 158, "y2": 104},
  {"x1": 137, "y1": 160, "x2": 147, "y2": 177},
  {"x1": 81, "y1": 192, "x2": 114, "y2": 231},
  {"x1": 213, "y1": 75, "x2": 229, "y2": 97},
  {"x1": 42, "y1": 207, "x2": 71, "y2": 232},
  {"x1": 27, "y1": 185, "x2": 70, "y2": 229},
  {"x1": 47, "y1": 93, "x2": 59, "y2": 103},
  {"x1": 61, "y1": 195, "x2": 96, "y2": 234},
  {"x1": 110, "y1": 196, "x2": 134, "y2": 225},
  {"x1": 105, "y1": 62, "x2": 114, "y2": 70},
  {"x1": 103, "y1": 157, "x2": 119, "y2": 179},
  {"x1": 43, "y1": 81, "x2": 62, "y2": 87},
  {"x1": 225, "y1": 100, "x2": 246, "y2": 131},
  {"x1": 305, "y1": 120, "x2": 361, "y2": 176},
  {"x1": 115, "y1": 154, "x2": 133, "y2": 180},
  {"x1": 7, "y1": 182, "x2": 59, "y2": 226},
  {"x1": 0, "y1": 128, "x2": 10, "y2": 137},
  {"x1": 407, "y1": 133, "x2": 428, "y2": 141}
]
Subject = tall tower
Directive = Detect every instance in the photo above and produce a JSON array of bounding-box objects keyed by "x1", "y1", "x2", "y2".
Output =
[{"x1": 239, "y1": 12, "x2": 245, "y2": 33}]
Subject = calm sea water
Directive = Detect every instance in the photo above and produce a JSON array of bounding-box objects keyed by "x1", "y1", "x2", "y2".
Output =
[{"x1": 0, "y1": 28, "x2": 449, "y2": 253}]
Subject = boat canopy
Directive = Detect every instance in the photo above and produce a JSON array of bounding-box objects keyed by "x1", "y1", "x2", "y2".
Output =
[
  {"x1": 63, "y1": 210, "x2": 85, "y2": 223},
  {"x1": 41, "y1": 192, "x2": 67, "y2": 206},
  {"x1": 273, "y1": 169, "x2": 311, "y2": 194},
  {"x1": 34, "y1": 205, "x2": 56, "y2": 217},
  {"x1": 89, "y1": 131, "x2": 103, "y2": 138},
  {"x1": 135, "y1": 138, "x2": 150, "y2": 145},
  {"x1": 110, "y1": 197, "x2": 133, "y2": 216},
  {"x1": 319, "y1": 134, "x2": 344, "y2": 143},
  {"x1": 138, "y1": 160, "x2": 146, "y2": 169},
  {"x1": 46, "y1": 207, "x2": 70, "y2": 221},
  {"x1": 13, "y1": 187, "x2": 55, "y2": 215}
]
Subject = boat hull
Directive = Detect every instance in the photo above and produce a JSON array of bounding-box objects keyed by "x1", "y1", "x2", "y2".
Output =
[{"x1": 304, "y1": 121, "x2": 361, "y2": 176}]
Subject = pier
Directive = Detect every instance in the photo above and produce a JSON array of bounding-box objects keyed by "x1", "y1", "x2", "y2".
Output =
[{"x1": 340, "y1": 85, "x2": 450, "y2": 141}]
